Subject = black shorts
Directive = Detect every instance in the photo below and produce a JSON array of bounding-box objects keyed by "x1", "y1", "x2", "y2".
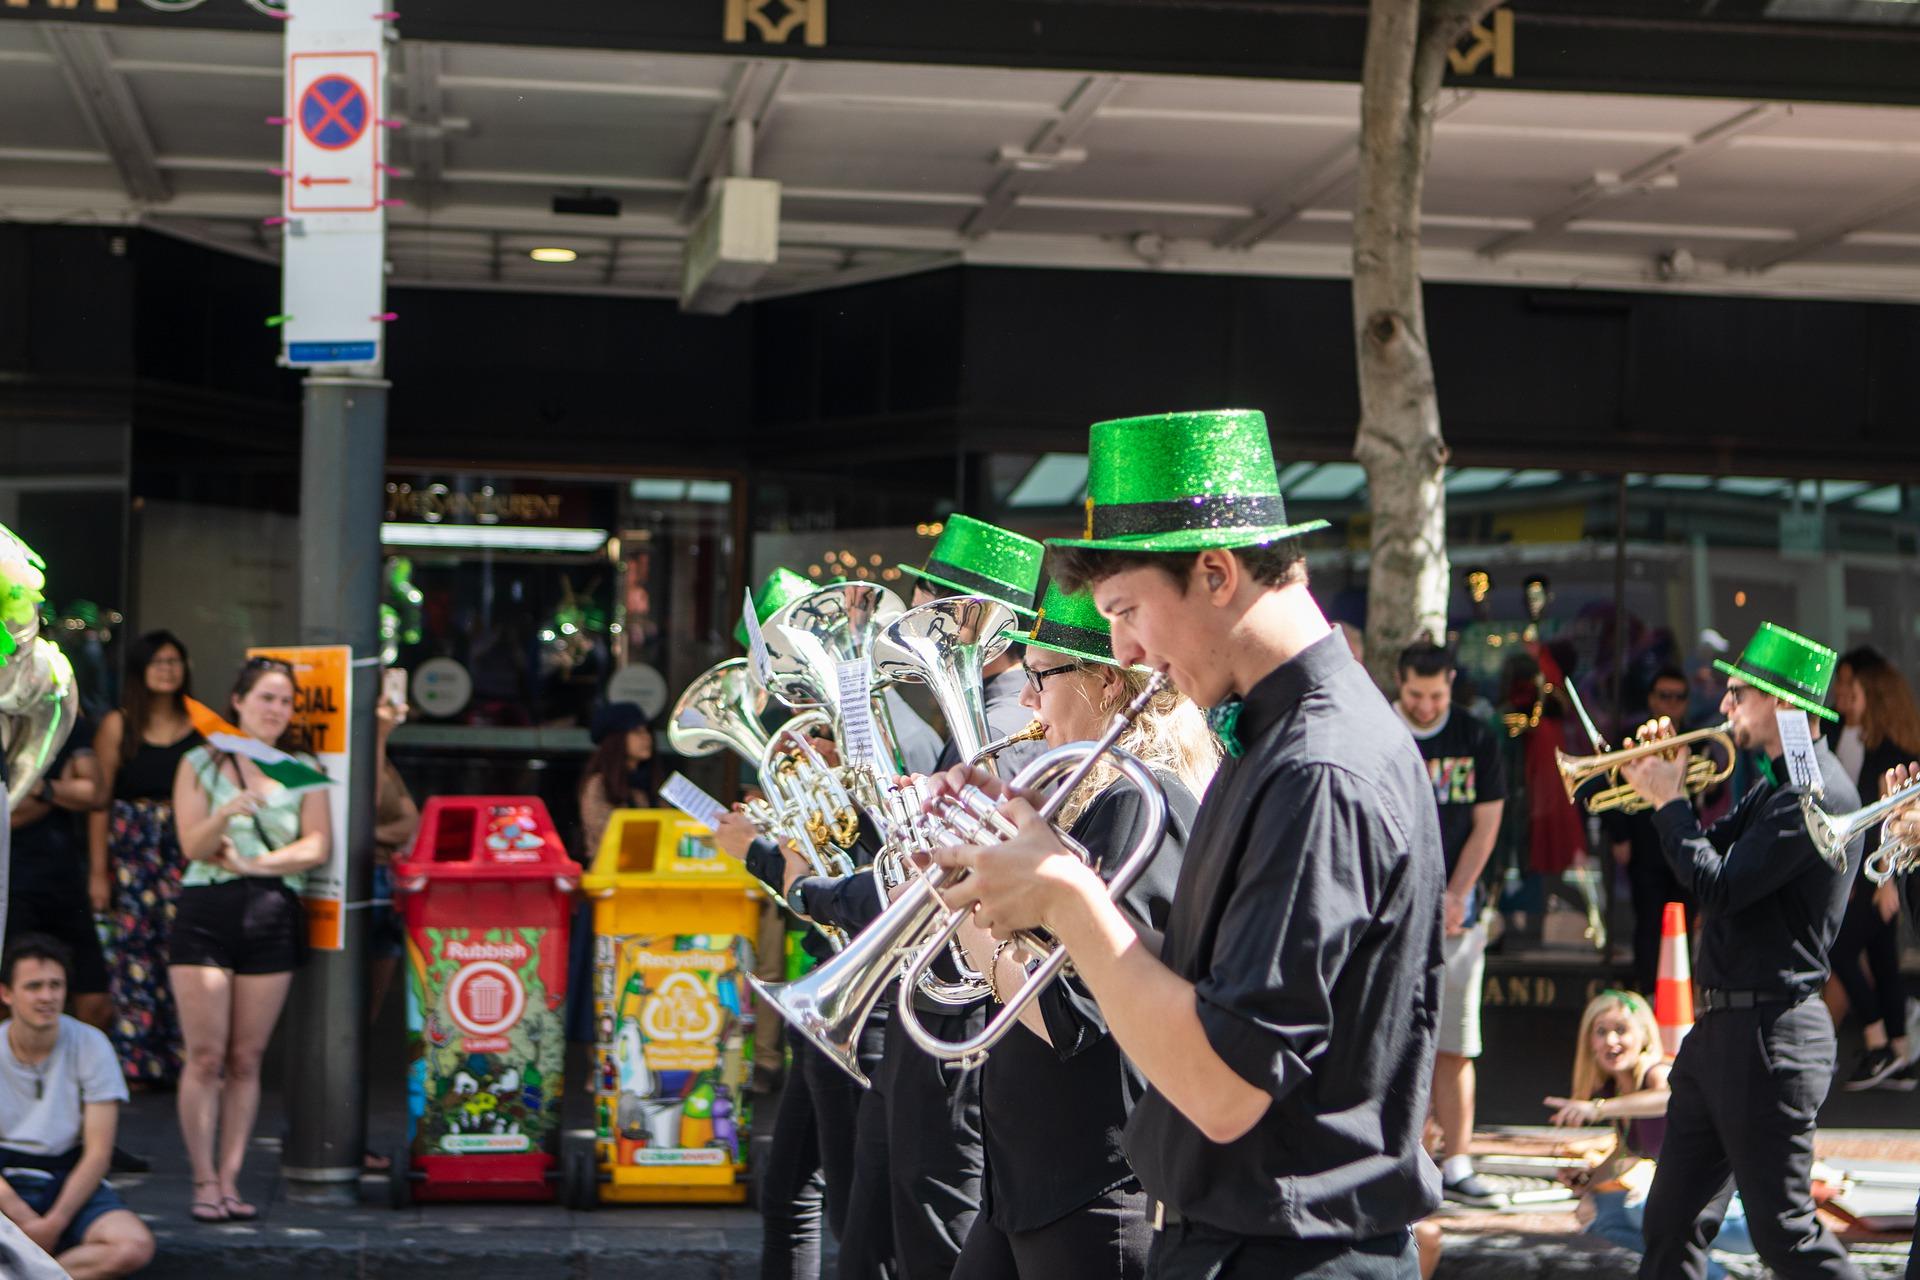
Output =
[
  {"x1": 5, "y1": 886, "x2": 110, "y2": 995},
  {"x1": 169, "y1": 879, "x2": 307, "y2": 975}
]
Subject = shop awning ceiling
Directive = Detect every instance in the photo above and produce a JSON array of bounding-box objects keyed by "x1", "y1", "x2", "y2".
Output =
[{"x1": 4, "y1": 21, "x2": 1920, "y2": 305}]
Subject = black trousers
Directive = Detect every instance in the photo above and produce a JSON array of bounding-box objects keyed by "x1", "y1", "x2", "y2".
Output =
[
  {"x1": 762, "y1": 1056, "x2": 828, "y2": 1280},
  {"x1": 1144, "y1": 1222, "x2": 1416, "y2": 1280},
  {"x1": 1831, "y1": 886, "x2": 1905, "y2": 1032},
  {"x1": 879, "y1": 1001, "x2": 987, "y2": 1280},
  {"x1": 1627, "y1": 854, "x2": 1693, "y2": 995},
  {"x1": 805, "y1": 1008, "x2": 894, "y2": 1280},
  {"x1": 1638, "y1": 998, "x2": 1861, "y2": 1280},
  {"x1": 952, "y1": 1184, "x2": 1152, "y2": 1280}
]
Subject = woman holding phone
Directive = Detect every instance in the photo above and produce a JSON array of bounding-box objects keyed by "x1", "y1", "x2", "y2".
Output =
[{"x1": 168, "y1": 657, "x2": 331, "y2": 1223}]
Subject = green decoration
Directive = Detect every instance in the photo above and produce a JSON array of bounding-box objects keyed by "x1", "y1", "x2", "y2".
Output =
[
  {"x1": 1048, "y1": 409, "x2": 1330, "y2": 554},
  {"x1": 1712, "y1": 621, "x2": 1839, "y2": 723},
  {"x1": 897, "y1": 514, "x2": 1043, "y2": 618}
]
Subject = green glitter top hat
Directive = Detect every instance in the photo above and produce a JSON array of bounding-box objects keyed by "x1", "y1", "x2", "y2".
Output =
[
  {"x1": 1048, "y1": 409, "x2": 1330, "y2": 554},
  {"x1": 736, "y1": 567, "x2": 817, "y2": 649},
  {"x1": 1024, "y1": 579, "x2": 1118, "y2": 667},
  {"x1": 1713, "y1": 622, "x2": 1839, "y2": 723},
  {"x1": 898, "y1": 515, "x2": 1043, "y2": 619}
]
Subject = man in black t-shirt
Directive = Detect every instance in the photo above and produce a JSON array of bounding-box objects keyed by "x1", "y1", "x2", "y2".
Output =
[
  {"x1": 4, "y1": 720, "x2": 109, "y2": 1031},
  {"x1": 1395, "y1": 643, "x2": 1506, "y2": 1209}
]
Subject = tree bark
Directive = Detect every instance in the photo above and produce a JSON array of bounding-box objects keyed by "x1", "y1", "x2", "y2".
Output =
[{"x1": 1352, "y1": 0, "x2": 1498, "y2": 689}]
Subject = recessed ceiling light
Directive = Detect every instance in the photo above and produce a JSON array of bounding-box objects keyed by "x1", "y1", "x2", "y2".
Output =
[{"x1": 529, "y1": 247, "x2": 577, "y2": 263}]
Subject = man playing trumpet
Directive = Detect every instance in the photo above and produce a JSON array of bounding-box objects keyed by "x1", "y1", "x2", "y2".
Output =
[
  {"x1": 930, "y1": 410, "x2": 1446, "y2": 1279},
  {"x1": 1614, "y1": 622, "x2": 1862, "y2": 1280}
]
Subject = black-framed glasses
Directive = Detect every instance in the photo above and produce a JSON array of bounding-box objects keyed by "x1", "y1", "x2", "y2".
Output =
[
  {"x1": 1022, "y1": 660, "x2": 1078, "y2": 694},
  {"x1": 1724, "y1": 683, "x2": 1752, "y2": 705},
  {"x1": 1649, "y1": 688, "x2": 1688, "y2": 703},
  {"x1": 244, "y1": 656, "x2": 293, "y2": 672}
]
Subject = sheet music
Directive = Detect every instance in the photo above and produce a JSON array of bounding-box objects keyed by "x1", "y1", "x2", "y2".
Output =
[
  {"x1": 1776, "y1": 708, "x2": 1820, "y2": 793},
  {"x1": 836, "y1": 658, "x2": 880, "y2": 772},
  {"x1": 743, "y1": 587, "x2": 773, "y2": 682},
  {"x1": 662, "y1": 771, "x2": 727, "y2": 831}
]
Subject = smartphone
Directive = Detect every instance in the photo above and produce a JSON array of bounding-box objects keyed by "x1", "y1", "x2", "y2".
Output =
[{"x1": 383, "y1": 666, "x2": 409, "y2": 711}]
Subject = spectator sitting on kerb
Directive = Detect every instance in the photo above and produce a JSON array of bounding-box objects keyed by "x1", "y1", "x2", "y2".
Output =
[{"x1": 0, "y1": 933, "x2": 155, "y2": 1279}]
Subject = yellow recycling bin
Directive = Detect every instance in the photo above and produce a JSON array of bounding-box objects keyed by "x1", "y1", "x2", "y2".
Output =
[{"x1": 578, "y1": 808, "x2": 763, "y2": 1206}]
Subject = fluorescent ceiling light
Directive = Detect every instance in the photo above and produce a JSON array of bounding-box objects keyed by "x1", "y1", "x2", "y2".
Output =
[
  {"x1": 529, "y1": 247, "x2": 578, "y2": 263},
  {"x1": 1288, "y1": 463, "x2": 1368, "y2": 502},
  {"x1": 686, "y1": 480, "x2": 733, "y2": 503},
  {"x1": 1505, "y1": 469, "x2": 1563, "y2": 489},
  {"x1": 1652, "y1": 474, "x2": 1714, "y2": 489},
  {"x1": 630, "y1": 479, "x2": 688, "y2": 501},
  {"x1": 381, "y1": 523, "x2": 609, "y2": 551},
  {"x1": 1717, "y1": 477, "x2": 1788, "y2": 496},
  {"x1": 1445, "y1": 467, "x2": 1513, "y2": 494},
  {"x1": 1851, "y1": 486, "x2": 1903, "y2": 513}
]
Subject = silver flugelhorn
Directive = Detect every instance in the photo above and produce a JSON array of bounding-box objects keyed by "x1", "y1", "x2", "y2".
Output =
[
  {"x1": 750, "y1": 676, "x2": 1168, "y2": 1086},
  {"x1": 1822, "y1": 774, "x2": 1920, "y2": 883}
]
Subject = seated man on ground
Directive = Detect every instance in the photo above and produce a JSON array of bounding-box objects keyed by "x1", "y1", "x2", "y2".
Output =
[{"x1": 0, "y1": 934, "x2": 154, "y2": 1279}]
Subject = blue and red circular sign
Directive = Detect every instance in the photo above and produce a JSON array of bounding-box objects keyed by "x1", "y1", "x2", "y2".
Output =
[{"x1": 299, "y1": 75, "x2": 370, "y2": 151}]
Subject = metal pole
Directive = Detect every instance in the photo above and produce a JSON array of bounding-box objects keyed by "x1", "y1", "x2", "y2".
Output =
[{"x1": 284, "y1": 373, "x2": 388, "y2": 1204}]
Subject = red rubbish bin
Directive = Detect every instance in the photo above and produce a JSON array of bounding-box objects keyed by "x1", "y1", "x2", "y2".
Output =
[{"x1": 391, "y1": 797, "x2": 583, "y2": 1204}]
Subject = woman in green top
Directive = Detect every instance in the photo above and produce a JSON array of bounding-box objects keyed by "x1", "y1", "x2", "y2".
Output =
[{"x1": 168, "y1": 657, "x2": 331, "y2": 1224}]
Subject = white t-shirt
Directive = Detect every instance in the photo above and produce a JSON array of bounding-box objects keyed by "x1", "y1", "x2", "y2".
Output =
[{"x1": 0, "y1": 1016, "x2": 128, "y2": 1157}]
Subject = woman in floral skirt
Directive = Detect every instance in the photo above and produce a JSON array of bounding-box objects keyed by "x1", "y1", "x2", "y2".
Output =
[{"x1": 90, "y1": 629, "x2": 203, "y2": 1085}]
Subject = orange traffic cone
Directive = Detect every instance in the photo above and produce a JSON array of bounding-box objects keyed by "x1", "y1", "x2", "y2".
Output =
[{"x1": 1654, "y1": 901, "x2": 1694, "y2": 1057}]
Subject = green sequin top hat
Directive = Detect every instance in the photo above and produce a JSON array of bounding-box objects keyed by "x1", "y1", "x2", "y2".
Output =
[
  {"x1": 736, "y1": 567, "x2": 818, "y2": 648},
  {"x1": 898, "y1": 514, "x2": 1043, "y2": 619},
  {"x1": 1048, "y1": 409, "x2": 1330, "y2": 554},
  {"x1": 1024, "y1": 579, "x2": 1118, "y2": 667},
  {"x1": 1712, "y1": 621, "x2": 1839, "y2": 723}
]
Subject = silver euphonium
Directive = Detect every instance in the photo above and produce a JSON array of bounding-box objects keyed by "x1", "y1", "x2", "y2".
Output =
[
  {"x1": 667, "y1": 658, "x2": 771, "y2": 764},
  {"x1": 1821, "y1": 774, "x2": 1920, "y2": 883},
  {"x1": 751, "y1": 676, "x2": 1169, "y2": 1087},
  {"x1": 763, "y1": 582, "x2": 908, "y2": 775}
]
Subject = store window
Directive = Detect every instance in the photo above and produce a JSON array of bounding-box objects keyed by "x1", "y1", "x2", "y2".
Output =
[{"x1": 383, "y1": 470, "x2": 741, "y2": 841}]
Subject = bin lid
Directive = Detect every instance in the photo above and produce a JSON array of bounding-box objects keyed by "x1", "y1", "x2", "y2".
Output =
[
  {"x1": 396, "y1": 796, "x2": 584, "y2": 883},
  {"x1": 581, "y1": 807, "x2": 763, "y2": 892}
]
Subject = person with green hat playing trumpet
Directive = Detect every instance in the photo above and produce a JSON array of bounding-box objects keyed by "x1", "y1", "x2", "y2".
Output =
[
  {"x1": 1616, "y1": 622, "x2": 1864, "y2": 1280},
  {"x1": 928, "y1": 409, "x2": 1447, "y2": 1278}
]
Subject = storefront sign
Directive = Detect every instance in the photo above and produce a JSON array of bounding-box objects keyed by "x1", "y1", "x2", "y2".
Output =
[
  {"x1": 247, "y1": 643, "x2": 351, "y2": 950},
  {"x1": 413, "y1": 657, "x2": 472, "y2": 718},
  {"x1": 385, "y1": 481, "x2": 570, "y2": 526}
]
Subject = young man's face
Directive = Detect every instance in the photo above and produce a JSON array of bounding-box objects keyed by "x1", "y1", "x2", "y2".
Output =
[
  {"x1": 1647, "y1": 677, "x2": 1689, "y2": 720},
  {"x1": 1, "y1": 958, "x2": 67, "y2": 1032},
  {"x1": 1094, "y1": 563, "x2": 1235, "y2": 709},
  {"x1": 1397, "y1": 671, "x2": 1452, "y2": 730}
]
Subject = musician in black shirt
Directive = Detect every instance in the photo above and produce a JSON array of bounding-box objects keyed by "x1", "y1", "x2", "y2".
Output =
[
  {"x1": 949, "y1": 582, "x2": 1213, "y2": 1280},
  {"x1": 933, "y1": 410, "x2": 1446, "y2": 1279},
  {"x1": 1616, "y1": 622, "x2": 1862, "y2": 1280}
]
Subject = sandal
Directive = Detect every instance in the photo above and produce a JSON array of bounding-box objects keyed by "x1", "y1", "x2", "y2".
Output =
[
  {"x1": 190, "y1": 1182, "x2": 228, "y2": 1224},
  {"x1": 220, "y1": 1195, "x2": 259, "y2": 1222}
]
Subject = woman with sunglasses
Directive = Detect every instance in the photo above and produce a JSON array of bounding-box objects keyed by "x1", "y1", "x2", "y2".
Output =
[
  {"x1": 168, "y1": 658, "x2": 332, "y2": 1223},
  {"x1": 949, "y1": 582, "x2": 1216, "y2": 1280}
]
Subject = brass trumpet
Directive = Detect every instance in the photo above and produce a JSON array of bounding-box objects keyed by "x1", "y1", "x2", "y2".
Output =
[{"x1": 1555, "y1": 723, "x2": 1737, "y2": 814}]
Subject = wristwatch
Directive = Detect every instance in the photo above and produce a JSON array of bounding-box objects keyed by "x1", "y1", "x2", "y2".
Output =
[{"x1": 787, "y1": 878, "x2": 811, "y2": 919}]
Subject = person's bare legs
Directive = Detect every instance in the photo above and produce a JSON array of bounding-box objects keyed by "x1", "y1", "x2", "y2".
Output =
[
  {"x1": 56, "y1": 1208, "x2": 155, "y2": 1280},
  {"x1": 217, "y1": 971, "x2": 293, "y2": 1212},
  {"x1": 1414, "y1": 1219, "x2": 1443, "y2": 1280},
  {"x1": 170, "y1": 964, "x2": 233, "y2": 1216},
  {"x1": 1432, "y1": 1051, "x2": 1475, "y2": 1164}
]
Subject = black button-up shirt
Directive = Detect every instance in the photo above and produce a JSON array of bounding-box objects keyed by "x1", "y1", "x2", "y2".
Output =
[
  {"x1": 1123, "y1": 631, "x2": 1445, "y2": 1240},
  {"x1": 1650, "y1": 740, "x2": 1859, "y2": 1000}
]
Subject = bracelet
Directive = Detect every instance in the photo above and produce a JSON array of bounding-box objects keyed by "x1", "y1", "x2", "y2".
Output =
[
  {"x1": 985, "y1": 940, "x2": 1010, "y2": 1005},
  {"x1": 1592, "y1": 1097, "x2": 1606, "y2": 1120}
]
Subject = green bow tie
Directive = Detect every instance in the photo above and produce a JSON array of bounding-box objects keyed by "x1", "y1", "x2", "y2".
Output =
[{"x1": 1208, "y1": 699, "x2": 1246, "y2": 759}]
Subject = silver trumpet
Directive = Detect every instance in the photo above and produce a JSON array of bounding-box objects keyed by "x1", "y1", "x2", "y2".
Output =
[
  {"x1": 750, "y1": 676, "x2": 1167, "y2": 1086},
  {"x1": 1826, "y1": 774, "x2": 1920, "y2": 883}
]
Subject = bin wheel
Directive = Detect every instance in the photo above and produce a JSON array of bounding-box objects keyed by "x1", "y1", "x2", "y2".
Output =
[
  {"x1": 560, "y1": 1130, "x2": 597, "y2": 1211},
  {"x1": 387, "y1": 1144, "x2": 413, "y2": 1211}
]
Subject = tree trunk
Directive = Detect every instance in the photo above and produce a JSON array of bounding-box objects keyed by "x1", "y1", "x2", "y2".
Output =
[{"x1": 1352, "y1": 0, "x2": 1497, "y2": 689}]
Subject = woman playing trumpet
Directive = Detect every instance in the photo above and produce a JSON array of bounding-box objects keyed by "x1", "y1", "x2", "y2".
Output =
[{"x1": 946, "y1": 582, "x2": 1215, "y2": 1280}]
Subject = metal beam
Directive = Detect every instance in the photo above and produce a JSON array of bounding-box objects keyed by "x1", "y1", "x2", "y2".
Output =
[
  {"x1": 676, "y1": 59, "x2": 788, "y2": 223},
  {"x1": 1478, "y1": 102, "x2": 1785, "y2": 259},
  {"x1": 1731, "y1": 176, "x2": 1920, "y2": 273},
  {"x1": 962, "y1": 73, "x2": 1120, "y2": 241},
  {"x1": 40, "y1": 23, "x2": 169, "y2": 205},
  {"x1": 402, "y1": 42, "x2": 448, "y2": 209},
  {"x1": 1216, "y1": 90, "x2": 1475, "y2": 251}
]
